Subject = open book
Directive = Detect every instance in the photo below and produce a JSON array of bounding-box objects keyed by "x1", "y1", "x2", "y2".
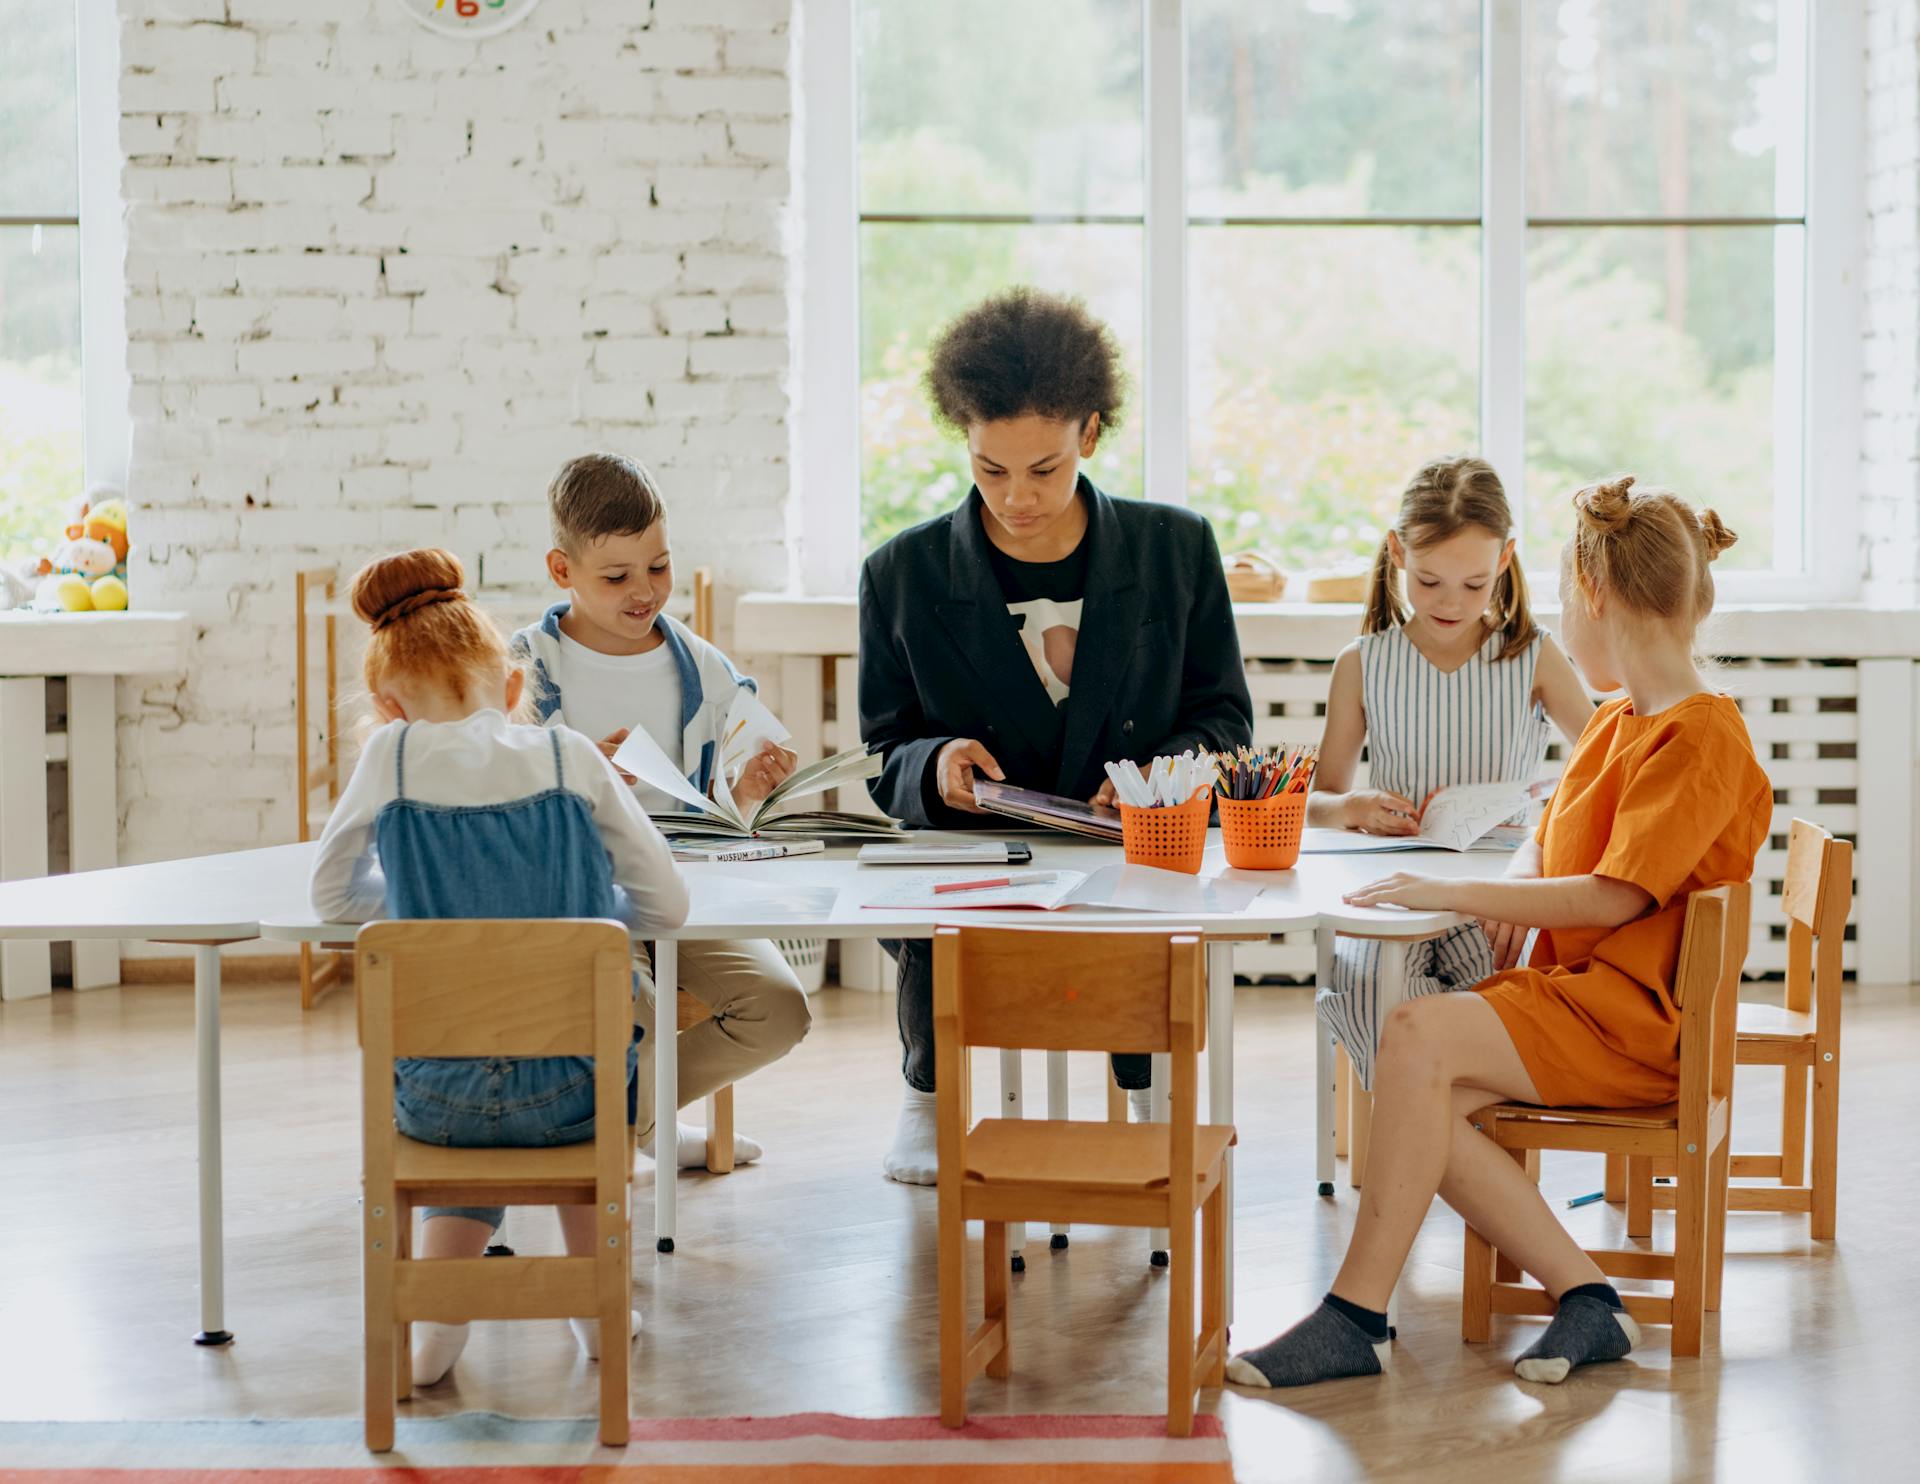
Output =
[
  {"x1": 971, "y1": 780, "x2": 1124, "y2": 842},
  {"x1": 610, "y1": 694, "x2": 902, "y2": 839},
  {"x1": 1301, "y1": 780, "x2": 1535, "y2": 854},
  {"x1": 861, "y1": 863, "x2": 1261, "y2": 914}
]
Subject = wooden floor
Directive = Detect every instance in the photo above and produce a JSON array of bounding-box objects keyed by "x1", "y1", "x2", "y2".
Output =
[{"x1": 1, "y1": 973, "x2": 1915, "y2": 1483}]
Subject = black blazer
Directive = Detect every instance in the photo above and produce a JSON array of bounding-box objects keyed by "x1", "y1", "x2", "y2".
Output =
[{"x1": 858, "y1": 480, "x2": 1254, "y2": 829}]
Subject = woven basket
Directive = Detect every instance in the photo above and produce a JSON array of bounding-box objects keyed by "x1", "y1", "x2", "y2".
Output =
[
  {"x1": 1218, "y1": 792, "x2": 1306, "y2": 871},
  {"x1": 1118, "y1": 789, "x2": 1212, "y2": 875}
]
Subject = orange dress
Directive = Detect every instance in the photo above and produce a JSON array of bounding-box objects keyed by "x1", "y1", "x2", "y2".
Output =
[{"x1": 1476, "y1": 694, "x2": 1771, "y2": 1107}]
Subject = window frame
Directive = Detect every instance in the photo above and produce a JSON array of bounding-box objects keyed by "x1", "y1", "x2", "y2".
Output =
[{"x1": 803, "y1": 0, "x2": 1862, "y2": 600}]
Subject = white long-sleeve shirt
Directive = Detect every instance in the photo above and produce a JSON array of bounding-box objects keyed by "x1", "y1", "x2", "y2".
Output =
[{"x1": 308, "y1": 709, "x2": 689, "y2": 933}]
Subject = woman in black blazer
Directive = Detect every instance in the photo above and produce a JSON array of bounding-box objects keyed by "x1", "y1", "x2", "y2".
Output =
[{"x1": 858, "y1": 287, "x2": 1254, "y2": 1184}]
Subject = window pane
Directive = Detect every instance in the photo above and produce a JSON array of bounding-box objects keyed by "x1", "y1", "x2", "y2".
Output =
[
  {"x1": 0, "y1": 0, "x2": 80, "y2": 216},
  {"x1": 857, "y1": 0, "x2": 1144, "y2": 218},
  {"x1": 1526, "y1": 1, "x2": 1801, "y2": 219},
  {"x1": 0, "y1": 226, "x2": 83, "y2": 562},
  {"x1": 1524, "y1": 225, "x2": 1787, "y2": 571},
  {"x1": 1188, "y1": 226, "x2": 1479, "y2": 564},
  {"x1": 1188, "y1": 0, "x2": 1482, "y2": 220},
  {"x1": 860, "y1": 223, "x2": 1143, "y2": 552}
]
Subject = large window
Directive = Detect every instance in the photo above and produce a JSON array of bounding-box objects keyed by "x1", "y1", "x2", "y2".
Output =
[
  {"x1": 835, "y1": 0, "x2": 1853, "y2": 594},
  {"x1": 0, "y1": 0, "x2": 84, "y2": 561}
]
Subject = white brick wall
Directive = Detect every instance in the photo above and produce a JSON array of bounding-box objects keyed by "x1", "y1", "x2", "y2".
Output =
[
  {"x1": 116, "y1": 0, "x2": 798, "y2": 871},
  {"x1": 1862, "y1": 0, "x2": 1920, "y2": 604}
]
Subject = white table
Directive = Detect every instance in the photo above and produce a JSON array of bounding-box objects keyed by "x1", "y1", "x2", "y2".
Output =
[
  {"x1": 0, "y1": 834, "x2": 1507, "y2": 1343},
  {"x1": 0, "y1": 610, "x2": 191, "y2": 999}
]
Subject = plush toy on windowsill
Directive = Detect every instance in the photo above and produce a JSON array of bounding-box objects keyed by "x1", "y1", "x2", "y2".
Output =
[{"x1": 29, "y1": 488, "x2": 132, "y2": 613}]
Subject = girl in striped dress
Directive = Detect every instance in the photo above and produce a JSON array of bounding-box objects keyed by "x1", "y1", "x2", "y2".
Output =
[{"x1": 1308, "y1": 457, "x2": 1594, "y2": 1086}]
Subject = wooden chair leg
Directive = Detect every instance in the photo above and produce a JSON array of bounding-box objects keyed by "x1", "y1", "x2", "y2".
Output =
[
  {"x1": 706, "y1": 1084, "x2": 735, "y2": 1175},
  {"x1": 300, "y1": 941, "x2": 317, "y2": 1012},
  {"x1": 1166, "y1": 1204, "x2": 1196, "y2": 1438},
  {"x1": 1348, "y1": 1086, "x2": 1372, "y2": 1189},
  {"x1": 1107, "y1": 1066, "x2": 1127, "y2": 1122},
  {"x1": 1462, "y1": 1222, "x2": 1494, "y2": 1342},
  {"x1": 597, "y1": 1218, "x2": 630, "y2": 1448},
  {"x1": 1333, "y1": 1044, "x2": 1351, "y2": 1159},
  {"x1": 364, "y1": 1193, "x2": 397, "y2": 1451},
  {"x1": 1604, "y1": 1151, "x2": 1625, "y2": 1204},
  {"x1": 1779, "y1": 1061, "x2": 1809, "y2": 1188},
  {"x1": 1200, "y1": 1184, "x2": 1226, "y2": 1387},
  {"x1": 1705, "y1": 1136, "x2": 1730, "y2": 1314},
  {"x1": 393, "y1": 1196, "x2": 413, "y2": 1400},
  {"x1": 1671, "y1": 1144, "x2": 1708, "y2": 1358},
  {"x1": 1811, "y1": 1046, "x2": 1839, "y2": 1240},
  {"x1": 983, "y1": 1222, "x2": 1011, "y2": 1379},
  {"x1": 1626, "y1": 1156, "x2": 1653, "y2": 1239},
  {"x1": 939, "y1": 1205, "x2": 968, "y2": 1428}
]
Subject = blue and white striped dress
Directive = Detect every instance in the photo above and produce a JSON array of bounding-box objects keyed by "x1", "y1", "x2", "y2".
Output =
[{"x1": 1318, "y1": 624, "x2": 1553, "y2": 1087}]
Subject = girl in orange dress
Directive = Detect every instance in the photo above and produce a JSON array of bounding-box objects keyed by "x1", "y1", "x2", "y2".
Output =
[{"x1": 1229, "y1": 477, "x2": 1771, "y2": 1391}]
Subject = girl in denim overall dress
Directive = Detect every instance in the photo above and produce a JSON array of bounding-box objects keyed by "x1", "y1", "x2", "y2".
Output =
[{"x1": 311, "y1": 549, "x2": 688, "y2": 1387}]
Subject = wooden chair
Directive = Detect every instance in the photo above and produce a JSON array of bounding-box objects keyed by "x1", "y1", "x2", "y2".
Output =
[
  {"x1": 1620, "y1": 819, "x2": 1851, "y2": 1238},
  {"x1": 358, "y1": 919, "x2": 635, "y2": 1451},
  {"x1": 680, "y1": 565, "x2": 736, "y2": 1174},
  {"x1": 1462, "y1": 883, "x2": 1748, "y2": 1358},
  {"x1": 934, "y1": 925, "x2": 1234, "y2": 1436},
  {"x1": 295, "y1": 566, "x2": 347, "y2": 1008}
]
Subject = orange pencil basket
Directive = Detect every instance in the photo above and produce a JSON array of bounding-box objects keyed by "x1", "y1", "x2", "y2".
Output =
[
  {"x1": 1118, "y1": 788, "x2": 1212, "y2": 874},
  {"x1": 1218, "y1": 791, "x2": 1307, "y2": 871}
]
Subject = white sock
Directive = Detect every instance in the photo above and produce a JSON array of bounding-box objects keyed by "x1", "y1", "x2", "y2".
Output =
[
  {"x1": 883, "y1": 1087, "x2": 939, "y2": 1185},
  {"x1": 570, "y1": 1309, "x2": 643, "y2": 1361},
  {"x1": 1129, "y1": 1087, "x2": 1155, "y2": 1123},
  {"x1": 639, "y1": 1122, "x2": 765, "y2": 1168},
  {"x1": 410, "y1": 1320, "x2": 469, "y2": 1387}
]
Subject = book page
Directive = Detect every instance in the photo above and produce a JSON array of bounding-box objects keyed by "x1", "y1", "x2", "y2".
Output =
[
  {"x1": 1416, "y1": 782, "x2": 1532, "y2": 851},
  {"x1": 861, "y1": 870, "x2": 1085, "y2": 911},
  {"x1": 611, "y1": 724, "x2": 739, "y2": 825}
]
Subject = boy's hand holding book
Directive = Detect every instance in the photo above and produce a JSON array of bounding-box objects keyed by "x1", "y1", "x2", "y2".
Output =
[
  {"x1": 599, "y1": 727, "x2": 638, "y2": 784},
  {"x1": 732, "y1": 740, "x2": 798, "y2": 809}
]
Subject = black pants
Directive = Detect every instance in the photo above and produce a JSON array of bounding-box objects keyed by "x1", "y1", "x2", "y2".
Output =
[{"x1": 883, "y1": 938, "x2": 1152, "y2": 1095}]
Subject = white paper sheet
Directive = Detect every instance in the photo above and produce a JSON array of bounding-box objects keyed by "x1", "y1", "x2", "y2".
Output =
[{"x1": 610, "y1": 722, "x2": 714, "y2": 816}]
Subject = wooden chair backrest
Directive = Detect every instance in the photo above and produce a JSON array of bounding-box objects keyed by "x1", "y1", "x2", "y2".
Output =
[
  {"x1": 932, "y1": 925, "x2": 1206, "y2": 1057},
  {"x1": 692, "y1": 566, "x2": 715, "y2": 642},
  {"x1": 1780, "y1": 818, "x2": 1852, "y2": 1018},
  {"x1": 357, "y1": 920, "x2": 632, "y2": 1062},
  {"x1": 1672, "y1": 883, "x2": 1749, "y2": 1123}
]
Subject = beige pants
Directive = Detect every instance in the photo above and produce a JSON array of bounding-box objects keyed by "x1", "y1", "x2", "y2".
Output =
[{"x1": 632, "y1": 937, "x2": 811, "y2": 1143}]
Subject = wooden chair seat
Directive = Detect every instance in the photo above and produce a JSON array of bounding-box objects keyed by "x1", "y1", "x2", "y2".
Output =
[
  {"x1": 1734, "y1": 1003, "x2": 1815, "y2": 1041},
  {"x1": 1478, "y1": 1100, "x2": 1680, "y2": 1131},
  {"x1": 963, "y1": 1119, "x2": 1234, "y2": 1194},
  {"x1": 392, "y1": 1136, "x2": 610, "y2": 1208}
]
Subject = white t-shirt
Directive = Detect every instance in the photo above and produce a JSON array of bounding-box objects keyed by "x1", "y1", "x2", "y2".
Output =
[{"x1": 551, "y1": 630, "x2": 686, "y2": 816}]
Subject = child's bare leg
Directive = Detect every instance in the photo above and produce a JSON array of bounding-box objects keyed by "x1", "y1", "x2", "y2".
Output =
[
  {"x1": 1328, "y1": 994, "x2": 1545, "y2": 1309},
  {"x1": 1229, "y1": 994, "x2": 1558, "y2": 1390},
  {"x1": 555, "y1": 1203, "x2": 642, "y2": 1361},
  {"x1": 411, "y1": 1213, "x2": 495, "y2": 1385}
]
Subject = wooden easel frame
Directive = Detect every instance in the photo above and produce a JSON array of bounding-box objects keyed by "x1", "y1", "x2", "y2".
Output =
[{"x1": 295, "y1": 566, "x2": 347, "y2": 1008}]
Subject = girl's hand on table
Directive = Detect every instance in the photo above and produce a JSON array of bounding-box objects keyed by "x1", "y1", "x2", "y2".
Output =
[{"x1": 1341, "y1": 872, "x2": 1458, "y2": 912}]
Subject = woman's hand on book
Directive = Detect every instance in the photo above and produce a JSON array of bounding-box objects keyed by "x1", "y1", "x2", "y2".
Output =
[
  {"x1": 1089, "y1": 777, "x2": 1117, "y2": 807},
  {"x1": 598, "y1": 728, "x2": 638, "y2": 784},
  {"x1": 733, "y1": 741, "x2": 797, "y2": 808},
  {"x1": 936, "y1": 739, "x2": 1005, "y2": 814},
  {"x1": 1343, "y1": 789, "x2": 1422, "y2": 836}
]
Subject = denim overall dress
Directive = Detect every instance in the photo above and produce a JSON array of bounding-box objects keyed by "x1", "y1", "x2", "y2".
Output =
[{"x1": 380, "y1": 724, "x2": 640, "y2": 1228}]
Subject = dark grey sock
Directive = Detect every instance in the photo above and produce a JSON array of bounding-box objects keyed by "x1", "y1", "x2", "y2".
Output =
[
  {"x1": 1514, "y1": 1293, "x2": 1641, "y2": 1383},
  {"x1": 1225, "y1": 1301, "x2": 1390, "y2": 1389}
]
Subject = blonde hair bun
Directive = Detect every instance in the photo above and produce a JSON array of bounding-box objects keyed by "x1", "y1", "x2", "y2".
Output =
[
  {"x1": 1698, "y1": 509, "x2": 1738, "y2": 562},
  {"x1": 1574, "y1": 476, "x2": 1636, "y2": 536},
  {"x1": 351, "y1": 548, "x2": 466, "y2": 630}
]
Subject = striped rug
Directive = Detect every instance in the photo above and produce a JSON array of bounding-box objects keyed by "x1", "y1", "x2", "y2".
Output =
[{"x1": 0, "y1": 1413, "x2": 1234, "y2": 1481}]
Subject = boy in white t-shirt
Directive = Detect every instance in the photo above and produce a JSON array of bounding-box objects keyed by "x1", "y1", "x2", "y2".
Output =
[{"x1": 512, "y1": 452, "x2": 811, "y2": 1168}]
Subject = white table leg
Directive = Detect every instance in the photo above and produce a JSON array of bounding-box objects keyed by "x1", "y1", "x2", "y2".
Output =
[
  {"x1": 653, "y1": 938, "x2": 679, "y2": 1253},
  {"x1": 1046, "y1": 1050, "x2": 1070, "y2": 1247},
  {"x1": 1149, "y1": 1051, "x2": 1171, "y2": 1262},
  {"x1": 66, "y1": 675, "x2": 119, "y2": 989},
  {"x1": 193, "y1": 945, "x2": 231, "y2": 1345},
  {"x1": 1206, "y1": 942, "x2": 1235, "y2": 1324},
  {"x1": 0, "y1": 677, "x2": 51, "y2": 1001},
  {"x1": 1315, "y1": 929, "x2": 1336, "y2": 1195},
  {"x1": 998, "y1": 1048, "x2": 1027, "y2": 1269}
]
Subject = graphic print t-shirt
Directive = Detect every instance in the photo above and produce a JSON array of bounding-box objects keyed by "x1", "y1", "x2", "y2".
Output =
[{"x1": 984, "y1": 537, "x2": 1088, "y2": 720}]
